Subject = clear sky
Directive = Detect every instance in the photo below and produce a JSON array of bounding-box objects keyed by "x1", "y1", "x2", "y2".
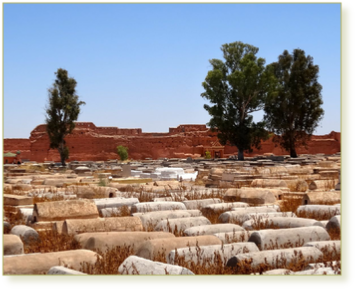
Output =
[{"x1": 3, "y1": 2, "x2": 340, "y2": 138}]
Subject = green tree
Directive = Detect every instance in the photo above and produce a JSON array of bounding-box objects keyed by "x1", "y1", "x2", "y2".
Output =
[
  {"x1": 45, "y1": 68, "x2": 85, "y2": 166},
  {"x1": 117, "y1": 145, "x2": 129, "y2": 161},
  {"x1": 201, "y1": 41, "x2": 270, "y2": 160},
  {"x1": 263, "y1": 49, "x2": 324, "y2": 158}
]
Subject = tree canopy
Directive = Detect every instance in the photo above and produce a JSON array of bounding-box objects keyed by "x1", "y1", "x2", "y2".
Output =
[
  {"x1": 201, "y1": 41, "x2": 270, "y2": 160},
  {"x1": 45, "y1": 68, "x2": 85, "y2": 165},
  {"x1": 263, "y1": 49, "x2": 324, "y2": 157}
]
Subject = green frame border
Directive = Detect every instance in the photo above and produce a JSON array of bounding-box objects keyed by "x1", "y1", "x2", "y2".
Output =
[{"x1": 1, "y1": 1, "x2": 355, "y2": 289}]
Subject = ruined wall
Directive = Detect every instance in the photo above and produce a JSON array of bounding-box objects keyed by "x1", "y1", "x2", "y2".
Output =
[
  {"x1": 4, "y1": 122, "x2": 341, "y2": 162},
  {"x1": 224, "y1": 131, "x2": 341, "y2": 157},
  {"x1": 3, "y1": 139, "x2": 31, "y2": 160}
]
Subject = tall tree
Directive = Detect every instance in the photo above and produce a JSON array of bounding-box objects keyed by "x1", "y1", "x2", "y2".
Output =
[
  {"x1": 201, "y1": 41, "x2": 270, "y2": 160},
  {"x1": 45, "y1": 68, "x2": 85, "y2": 165},
  {"x1": 263, "y1": 49, "x2": 324, "y2": 158}
]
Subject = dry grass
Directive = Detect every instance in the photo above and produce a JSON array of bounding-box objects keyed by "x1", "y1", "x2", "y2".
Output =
[
  {"x1": 235, "y1": 246, "x2": 341, "y2": 275},
  {"x1": 90, "y1": 186, "x2": 110, "y2": 199},
  {"x1": 247, "y1": 215, "x2": 280, "y2": 231},
  {"x1": 143, "y1": 219, "x2": 158, "y2": 232},
  {"x1": 223, "y1": 229, "x2": 252, "y2": 243},
  {"x1": 261, "y1": 237, "x2": 305, "y2": 251},
  {"x1": 279, "y1": 197, "x2": 303, "y2": 213},
  {"x1": 75, "y1": 241, "x2": 341, "y2": 275},
  {"x1": 24, "y1": 230, "x2": 81, "y2": 254},
  {"x1": 168, "y1": 243, "x2": 250, "y2": 274},
  {"x1": 161, "y1": 220, "x2": 186, "y2": 237},
  {"x1": 4, "y1": 206, "x2": 26, "y2": 229},
  {"x1": 201, "y1": 208, "x2": 232, "y2": 224},
  {"x1": 328, "y1": 228, "x2": 341, "y2": 240},
  {"x1": 296, "y1": 209, "x2": 339, "y2": 221},
  {"x1": 79, "y1": 245, "x2": 135, "y2": 275}
]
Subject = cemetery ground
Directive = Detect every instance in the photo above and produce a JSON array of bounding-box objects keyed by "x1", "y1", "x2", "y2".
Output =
[{"x1": 3, "y1": 153, "x2": 341, "y2": 275}]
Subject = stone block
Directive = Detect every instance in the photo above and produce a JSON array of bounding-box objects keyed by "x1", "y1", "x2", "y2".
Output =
[
  {"x1": 154, "y1": 216, "x2": 211, "y2": 232},
  {"x1": 47, "y1": 266, "x2": 87, "y2": 275},
  {"x1": 133, "y1": 210, "x2": 202, "y2": 229},
  {"x1": 226, "y1": 247, "x2": 323, "y2": 270},
  {"x1": 243, "y1": 217, "x2": 323, "y2": 230},
  {"x1": 304, "y1": 240, "x2": 340, "y2": 260},
  {"x1": 202, "y1": 202, "x2": 249, "y2": 214},
  {"x1": 94, "y1": 197, "x2": 139, "y2": 211},
  {"x1": 111, "y1": 178, "x2": 153, "y2": 184},
  {"x1": 62, "y1": 216, "x2": 143, "y2": 235},
  {"x1": 218, "y1": 207, "x2": 278, "y2": 223},
  {"x1": 250, "y1": 179, "x2": 288, "y2": 188},
  {"x1": 4, "y1": 194, "x2": 33, "y2": 206},
  {"x1": 184, "y1": 224, "x2": 244, "y2": 236},
  {"x1": 10, "y1": 225, "x2": 40, "y2": 245},
  {"x1": 326, "y1": 215, "x2": 341, "y2": 232},
  {"x1": 263, "y1": 269, "x2": 292, "y2": 275},
  {"x1": 3, "y1": 249, "x2": 99, "y2": 274},
  {"x1": 309, "y1": 180, "x2": 337, "y2": 191},
  {"x1": 3, "y1": 234, "x2": 24, "y2": 256},
  {"x1": 303, "y1": 191, "x2": 340, "y2": 205},
  {"x1": 33, "y1": 199, "x2": 99, "y2": 222},
  {"x1": 223, "y1": 188, "x2": 281, "y2": 204},
  {"x1": 12, "y1": 184, "x2": 33, "y2": 191},
  {"x1": 296, "y1": 205, "x2": 340, "y2": 217},
  {"x1": 182, "y1": 198, "x2": 222, "y2": 210},
  {"x1": 136, "y1": 236, "x2": 222, "y2": 261},
  {"x1": 118, "y1": 256, "x2": 194, "y2": 275},
  {"x1": 74, "y1": 231, "x2": 175, "y2": 253},
  {"x1": 130, "y1": 202, "x2": 187, "y2": 214},
  {"x1": 167, "y1": 242, "x2": 259, "y2": 265},
  {"x1": 248, "y1": 226, "x2": 330, "y2": 250},
  {"x1": 292, "y1": 267, "x2": 338, "y2": 275}
]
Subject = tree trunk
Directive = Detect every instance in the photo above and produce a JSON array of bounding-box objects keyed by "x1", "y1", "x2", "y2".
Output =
[
  {"x1": 237, "y1": 148, "x2": 244, "y2": 161},
  {"x1": 59, "y1": 141, "x2": 66, "y2": 166},
  {"x1": 290, "y1": 145, "x2": 298, "y2": 158}
]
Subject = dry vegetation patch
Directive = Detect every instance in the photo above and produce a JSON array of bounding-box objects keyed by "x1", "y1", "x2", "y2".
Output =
[
  {"x1": 24, "y1": 230, "x2": 81, "y2": 254},
  {"x1": 79, "y1": 245, "x2": 135, "y2": 274}
]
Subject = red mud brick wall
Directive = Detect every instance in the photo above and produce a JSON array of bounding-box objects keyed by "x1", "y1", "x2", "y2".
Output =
[{"x1": 4, "y1": 122, "x2": 341, "y2": 162}]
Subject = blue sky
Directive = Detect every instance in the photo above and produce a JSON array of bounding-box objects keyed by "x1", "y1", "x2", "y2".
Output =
[{"x1": 3, "y1": 3, "x2": 340, "y2": 138}]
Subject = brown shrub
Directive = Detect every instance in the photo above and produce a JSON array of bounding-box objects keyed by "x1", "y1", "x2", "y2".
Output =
[
  {"x1": 328, "y1": 227, "x2": 341, "y2": 241},
  {"x1": 74, "y1": 240, "x2": 341, "y2": 275},
  {"x1": 4, "y1": 206, "x2": 26, "y2": 227},
  {"x1": 169, "y1": 243, "x2": 243, "y2": 275},
  {"x1": 279, "y1": 197, "x2": 303, "y2": 213},
  {"x1": 248, "y1": 215, "x2": 280, "y2": 231},
  {"x1": 24, "y1": 230, "x2": 81, "y2": 254},
  {"x1": 296, "y1": 209, "x2": 339, "y2": 221},
  {"x1": 79, "y1": 245, "x2": 135, "y2": 275},
  {"x1": 201, "y1": 207, "x2": 232, "y2": 225}
]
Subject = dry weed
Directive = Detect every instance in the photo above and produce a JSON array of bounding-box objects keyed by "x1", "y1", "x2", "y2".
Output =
[
  {"x1": 79, "y1": 245, "x2": 135, "y2": 274},
  {"x1": 297, "y1": 209, "x2": 339, "y2": 221},
  {"x1": 279, "y1": 197, "x2": 303, "y2": 213},
  {"x1": 201, "y1": 207, "x2": 232, "y2": 224},
  {"x1": 4, "y1": 206, "x2": 26, "y2": 228},
  {"x1": 24, "y1": 230, "x2": 81, "y2": 254}
]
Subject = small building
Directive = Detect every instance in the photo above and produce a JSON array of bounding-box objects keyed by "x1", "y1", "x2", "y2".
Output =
[
  {"x1": 4, "y1": 152, "x2": 21, "y2": 164},
  {"x1": 203, "y1": 140, "x2": 225, "y2": 158}
]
